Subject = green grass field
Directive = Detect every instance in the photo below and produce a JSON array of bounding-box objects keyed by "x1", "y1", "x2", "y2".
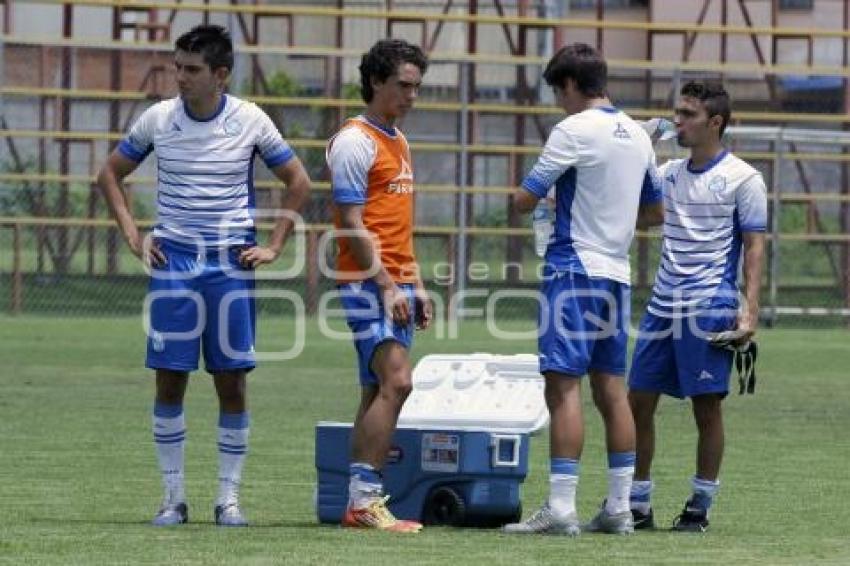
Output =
[{"x1": 1, "y1": 317, "x2": 848, "y2": 565}]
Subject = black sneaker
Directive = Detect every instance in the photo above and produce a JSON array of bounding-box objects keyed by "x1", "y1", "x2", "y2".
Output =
[
  {"x1": 671, "y1": 501, "x2": 709, "y2": 533},
  {"x1": 631, "y1": 507, "x2": 655, "y2": 530}
]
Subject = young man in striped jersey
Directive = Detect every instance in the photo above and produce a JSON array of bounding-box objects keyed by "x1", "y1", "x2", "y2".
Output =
[
  {"x1": 628, "y1": 81, "x2": 767, "y2": 532},
  {"x1": 97, "y1": 25, "x2": 310, "y2": 526}
]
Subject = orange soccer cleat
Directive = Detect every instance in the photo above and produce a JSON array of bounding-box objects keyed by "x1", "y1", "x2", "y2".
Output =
[{"x1": 341, "y1": 496, "x2": 423, "y2": 533}]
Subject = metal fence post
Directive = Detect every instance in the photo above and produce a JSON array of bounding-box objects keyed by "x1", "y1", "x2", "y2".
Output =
[
  {"x1": 670, "y1": 65, "x2": 682, "y2": 107},
  {"x1": 306, "y1": 228, "x2": 318, "y2": 316},
  {"x1": 0, "y1": 24, "x2": 5, "y2": 121},
  {"x1": 11, "y1": 223, "x2": 22, "y2": 315},
  {"x1": 768, "y1": 129, "x2": 783, "y2": 325},
  {"x1": 455, "y1": 61, "x2": 470, "y2": 320}
]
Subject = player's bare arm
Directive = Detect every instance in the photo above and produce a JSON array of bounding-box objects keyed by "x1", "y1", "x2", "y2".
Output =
[
  {"x1": 414, "y1": 274, "x2": 433, "y2": 331},
  {"x1": 238, "y1": 156, "x2": 311, "y2": 269},
  {"x1": 337, "y1": 203, "x2": 411, "y2": 325},
  {"x1": 636, "y1": 201, "x2": 664, "y2": 229},
  {"x1": 97, "y1": 150, "x2": 166, "y2": 267},
  {"x1": 511, "y1": 187, "x2": 540, "y2": 214},
  {"x1": 736, "y1": 231, "x2": 765, "y2": 343}
]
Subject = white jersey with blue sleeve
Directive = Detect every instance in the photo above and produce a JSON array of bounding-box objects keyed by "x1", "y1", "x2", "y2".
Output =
[
  {"x1": 118, "y1": 94, "x2": 295, "y2": 248},
  {"x1": 648, "y1": 151, "x2": 768, "y2": 317},
  {"x1": 521, "y1": 107, "x2": 662, "y2": 285},
  {"x1": 325, "y1": 125, "x2": 376, "y2": 205}
]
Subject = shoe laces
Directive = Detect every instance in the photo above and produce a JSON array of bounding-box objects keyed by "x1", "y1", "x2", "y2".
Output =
[
  {"x1": 523, "y1": 505, "x2": 555, "y2": 529},
  {"x1": 673, "y1": 506, "x2": 705, "y2": 526},
  {"x1": 365, "y1": 495, "x2": 399, "y2": 527}
]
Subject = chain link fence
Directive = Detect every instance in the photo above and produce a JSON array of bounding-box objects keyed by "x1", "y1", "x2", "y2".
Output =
[{"x1": 1, "y1": 2, "x2": 849, "y2": 326}]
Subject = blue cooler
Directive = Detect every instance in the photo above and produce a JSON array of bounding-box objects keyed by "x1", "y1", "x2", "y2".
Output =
[{"x1": 315, "y1": 354, "x2": 547, "y2": 527}]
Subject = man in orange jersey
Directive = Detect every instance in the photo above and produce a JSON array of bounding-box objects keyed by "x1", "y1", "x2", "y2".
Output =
[{"x1": 326, "y1": 39, "x2": 432, "y2": 533}]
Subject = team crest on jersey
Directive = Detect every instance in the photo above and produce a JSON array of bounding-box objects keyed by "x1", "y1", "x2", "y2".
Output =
[
  {"x1": 388, "y1": 158, "x2": 414, "y2": 194},
  {"x1": 666, "y1": 173, "x2": 677, "y2": 185},
  {"x1": 223, "y1": 117, "x2": 243, "y2": 137},
  {"x1": 613, "y1": 122, "x2": 631, "y2": 139},
  {"x1": 708, "y1": 175, "x2": 727, "y2": 193}
]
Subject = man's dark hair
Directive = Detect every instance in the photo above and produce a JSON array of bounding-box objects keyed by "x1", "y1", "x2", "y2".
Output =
[
  {"x1": 358, "y1": 39, "x2": 429, "y2": 103},
  {"x1": 680, "y1": 80, "x2": 732, "y2": 136},
  {"x1": 542, "y1": 43, "x2": 607, "y2": 98},
  {"x1": 175, "y1": 25, "x2": 234, "y2": 72}
]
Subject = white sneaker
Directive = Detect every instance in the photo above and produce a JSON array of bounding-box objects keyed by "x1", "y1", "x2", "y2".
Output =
[
  {"x1": 152, "y1": 502, "x2": 188, "y2": 526},
  {"x1": 502, "y1": 504, "x2": 580, "y2": 536},
  {"x1": 214, "y1": 502, "x2": 248, "y2": 527},
  {"x1": 583, "y1": 503, "x2": 634, "y2": 534}
]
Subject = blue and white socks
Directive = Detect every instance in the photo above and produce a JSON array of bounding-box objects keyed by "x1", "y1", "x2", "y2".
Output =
[
  {"x1": 349, "y1": 463, "x2": 383, "y2": 509},
  {"x1": 690, "y1": 476, "x2": 720, "y2": 513},
  {"x1": 153, "y1": 405, "x2": 250, "y2": 508},
  {"x1": 217, "y1": 412, "x2": 250, "y2": 507},
  {"x1": 153, "y1": 402, "x2": 186, "y2": 505},
  {"x1": 549, "y1": 457, "x2": 580, "y2": 520},
  {"x1": 549, "y1": 454, "x2": 635, "y2": 518},
  {"x1": 605, "y1": 452, "x2": 636, "y2": 515},
  {"x1": 630, "y1": 479, "x2": 654, "y2": 514},
  {"x1": 628, "y1": 477, "x2": 720, "y2": 514}
]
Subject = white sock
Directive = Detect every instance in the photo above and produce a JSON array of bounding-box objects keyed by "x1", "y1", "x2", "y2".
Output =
[
  {"x1": 348, "y1": 463, "x2": 383, "y2": 509},
  {"x1": 605, "y1": 467, "x2": 634, "y2": 514},
  {"x1": 630, "y1": 479, "x2": 654, "y2": 514},
  {"x1": 549, "y1": 473, "x2": 579, "y2": 519},
  {"x1": 605, "y1": 452, "x2": 636, "y2": 514},
  {"x1": 217, "y1": 412, "x2": 250, "y2": 507},
  {"x1": 152, "y1": 403, "x2": 185, "y2": 505}
]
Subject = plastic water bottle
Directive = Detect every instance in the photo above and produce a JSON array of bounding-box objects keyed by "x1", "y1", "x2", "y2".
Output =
[
  {"x1": 532, "y1": 199, "x2": 554, "y2": 258},
  {"x1": 640, "y1": 118, "x2": 676, "y2": 144}
]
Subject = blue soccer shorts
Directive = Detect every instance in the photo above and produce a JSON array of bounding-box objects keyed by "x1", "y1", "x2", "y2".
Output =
[
  {"x1": 338, "y1": 279, "x2": 415, "y2": 386},
  {"x1": 538, "y1": 271, "x2": 630, "y2": 377},
  {"x1": 145, "y1": 239, "x2": 256, "y2": 374},
  {"x1": 628, "y1": 310, "x2": 737, "y2": 399}
]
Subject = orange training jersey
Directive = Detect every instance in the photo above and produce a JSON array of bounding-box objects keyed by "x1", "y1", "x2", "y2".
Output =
[{"x1": 327, "y1": 116, "x2": 417, "y2": 284}]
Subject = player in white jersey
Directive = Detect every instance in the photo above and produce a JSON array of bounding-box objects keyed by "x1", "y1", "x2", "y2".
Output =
[
  {"x1": 97, "y1": 25, "x2": 310, "y2": 527},
  {"x1": 628, "y1": 81, "x2": 767, "y2": 532},
  {"x1": 503, "y1": 43, "x2": 664, "y2": 536}
]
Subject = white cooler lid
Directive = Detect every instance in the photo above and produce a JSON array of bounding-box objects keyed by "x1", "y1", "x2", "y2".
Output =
[{"x1": 397, "y1": 353, "x2": 549, "y2": 434}]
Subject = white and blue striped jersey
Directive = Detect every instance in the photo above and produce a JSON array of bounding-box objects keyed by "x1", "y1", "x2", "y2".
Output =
[
  {"x1": 648, "y1": 151, "x2": 768, "y2": 317},
  {"x1": 118, "y1": 94, "x2": 295, "y2": 248},
  {"x1": 522, "y1": 106, "x2": 662, "y2": 284}
]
